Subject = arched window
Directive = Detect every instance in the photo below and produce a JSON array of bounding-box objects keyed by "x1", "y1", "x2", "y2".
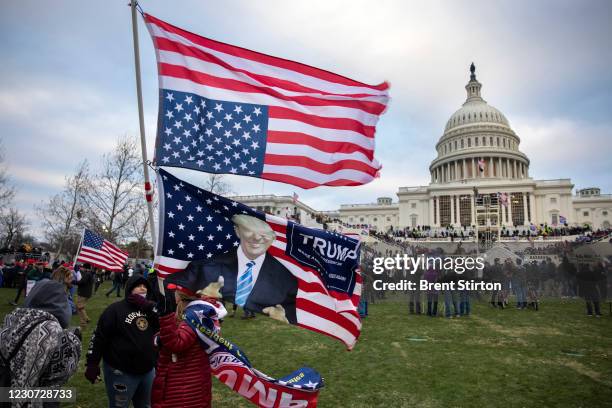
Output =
[
  {"x1": 468, "y1": 138, "x2": 472, "y2": 147},
  {"x1": 461, "y1": 139, "x2": 464, "y2": 148}
]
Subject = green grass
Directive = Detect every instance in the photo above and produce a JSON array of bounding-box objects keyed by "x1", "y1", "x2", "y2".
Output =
[{"x1": 1, "y1": 283, "x2": 611, "y2": 407}]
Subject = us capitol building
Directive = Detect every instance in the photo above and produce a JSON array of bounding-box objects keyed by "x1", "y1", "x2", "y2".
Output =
[{"x1": 235, "y1": 65, "x2": 612, "y2": 234}]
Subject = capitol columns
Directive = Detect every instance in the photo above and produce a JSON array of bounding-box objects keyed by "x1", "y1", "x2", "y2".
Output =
[
  {"x1": 429, "y1": 197, "x2": 435, "y2": 226},
  {"x1": 462, "y1": 159, "x2": 467, "y2": 180},
  {"x1": 529, "y1": 192, "x2": 536, "y2": 224},
  {"x1": 523, "y1": 192, "x2": 529, "y2": 225},
  {"x1": 471, "y1": 158, "x2": 476, "y2": 179},
  {"x1": 507, "y1": 194, "x2": 513, "y2": 226}
]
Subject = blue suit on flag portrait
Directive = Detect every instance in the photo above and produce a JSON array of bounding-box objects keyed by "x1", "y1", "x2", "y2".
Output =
[{"x1": 185, "y1": 248, "x2": 298, "y2": 324}]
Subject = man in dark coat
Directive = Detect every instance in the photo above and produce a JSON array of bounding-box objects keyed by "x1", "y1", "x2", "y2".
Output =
[
  {"x1": 76, "y1": 263, "x2": 95, "y2": 327},
  {"x1": 178, "y1": 214, "x2": 297, "y2": 323}
]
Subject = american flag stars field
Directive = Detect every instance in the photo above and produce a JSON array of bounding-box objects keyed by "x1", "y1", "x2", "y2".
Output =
[{"x1": 156, "y1": 91, "x2": 268, "y2": 178}]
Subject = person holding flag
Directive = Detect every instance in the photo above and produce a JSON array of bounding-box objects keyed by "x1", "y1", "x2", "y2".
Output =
[{"x1": 151, "y1": 279, "x2": 223, "y2": 408}]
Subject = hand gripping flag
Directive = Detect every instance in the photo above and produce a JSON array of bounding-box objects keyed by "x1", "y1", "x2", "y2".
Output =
[
  {"x1": 184, "y1": 301, "x2": 323, "y2": 408},
  {"x1": 144, "y1": 14, "x2": 389, "y2": 189},
  {"x1": 155, "y1": 169, "x2": 362, "y2": 348},
  {"x1": 76, "y1": 229, "x2": 128, "y2": 272}
]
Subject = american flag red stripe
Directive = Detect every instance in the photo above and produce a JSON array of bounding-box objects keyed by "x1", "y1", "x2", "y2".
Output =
[
  {"x1": 147, "y1": 16, "x2": 387, "y2": 92},
  {"x1": 145, "y1": 14, "x2": 388, "y2": 189}
]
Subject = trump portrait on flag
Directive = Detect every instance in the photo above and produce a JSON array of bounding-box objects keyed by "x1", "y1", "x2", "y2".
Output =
[{"x1": 181, "y1": 214, "x2": 298, "y2": 323}]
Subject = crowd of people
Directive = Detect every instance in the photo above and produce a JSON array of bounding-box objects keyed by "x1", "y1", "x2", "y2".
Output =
[
  {"x1": 360, "y1": 241, "x2": 611, "y2": 319},
  {"x1": 0, "y1": 258, "x2": 222, "y2": 408}
]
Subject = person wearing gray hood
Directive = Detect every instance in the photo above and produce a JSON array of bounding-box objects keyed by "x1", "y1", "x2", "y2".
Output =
[{"x1": 0, "y1": 280, "x2": 81, "y2": 407}]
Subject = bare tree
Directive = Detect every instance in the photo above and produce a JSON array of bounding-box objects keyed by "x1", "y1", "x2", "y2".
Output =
[
  {"x1": 127, "y1": 201, "x2": 153, "y2": 259},
  {"x1": 203, "y1": 173, "x2": 233, "y2": 196},
  {"x1": 83, "y1": 136, "x2": 142, "y2": 243},
  {"x1": 37, "y1": 160, "x2": 90, "y2": 258},
  {"x1": 0, "y1": 138, "x2": 15, "y2": 208},
  {"x1": 0, "y1": 208, "x2": 28, "y2": 249}
]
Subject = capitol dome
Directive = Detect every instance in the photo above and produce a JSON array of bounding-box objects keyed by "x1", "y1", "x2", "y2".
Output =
[
  {"x1": 444, "y1": 99, "x2": 510, "y2": 132},
  {"x1": 429, "y1": 64, "x2": 530, "y2": 184}
]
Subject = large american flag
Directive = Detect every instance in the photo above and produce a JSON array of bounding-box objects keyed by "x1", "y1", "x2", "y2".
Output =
[
  {"x1": 144, "y1": 14, "x2": 389, "y2": 189},
  {"x1": 76, "y1": 229, "x2": 128, "y2": 272},
  {"x1": 155, "y1": 169, "x2": 362, "y2": 349}
]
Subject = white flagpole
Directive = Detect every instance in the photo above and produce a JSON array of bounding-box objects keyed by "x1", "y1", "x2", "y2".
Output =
[
  {"x1": 73, "y1": 228, "x2": 85, "y2": 265},
  {"x1": 130, "y1": 1, "x2": 157, "y2": 256}
]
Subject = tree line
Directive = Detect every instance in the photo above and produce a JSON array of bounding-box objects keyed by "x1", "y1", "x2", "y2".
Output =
[{"x1": 0, "y1": 136, "x2": 232, "y2": 261}]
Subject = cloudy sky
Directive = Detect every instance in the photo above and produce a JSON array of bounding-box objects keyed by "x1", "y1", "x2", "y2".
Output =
[{"x1": 1, "y1": 0, "x2": 611, "y2": 238}]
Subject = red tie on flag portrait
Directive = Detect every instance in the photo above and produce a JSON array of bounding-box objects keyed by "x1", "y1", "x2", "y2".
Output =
[
  {"x1": 144, "y1": 14, "x2": 389, "y2": 189},
  {"x1": 76, "y1": 229, "x2": 129, "y2": 272},
  {"x1": 154, "y1": 169, "x2": 362, "y2": 349}
]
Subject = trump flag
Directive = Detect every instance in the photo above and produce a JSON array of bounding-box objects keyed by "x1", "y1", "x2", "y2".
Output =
[
  {"x1": 155, "y1": 169, "x2": 362, "y2": 349},
  {"x1": 144, "y1": 14, "x2": 389, "y2": 189}
]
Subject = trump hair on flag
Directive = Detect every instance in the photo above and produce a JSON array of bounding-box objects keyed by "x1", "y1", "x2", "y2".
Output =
[{"x1": 144, "y1": 14, "x2": 389, "y2": 189}]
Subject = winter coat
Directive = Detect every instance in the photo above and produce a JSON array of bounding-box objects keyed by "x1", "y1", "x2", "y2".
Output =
[
  {"x1": 0, "y1": 280, "x2": 81, "y2": 408},
  {"x1": 87, "y1": 275, "x2": 159, "y2": 374},
  {"x1": 76, "y1": 270, "x2": 94, "y2": 298},
  {"x1": 152, "y1": 314, "x2": 212, "y2": 408}
]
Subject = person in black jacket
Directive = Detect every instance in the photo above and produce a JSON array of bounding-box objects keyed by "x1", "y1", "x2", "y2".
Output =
[
  {"x1": 85, "y1": 274, "x2": 159, "y2": 408},
  {"x1": 76, "y1": 263, "x2": 95, "y2": 327}
]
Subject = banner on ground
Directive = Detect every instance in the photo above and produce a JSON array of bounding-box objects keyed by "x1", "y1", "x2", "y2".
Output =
[{"x1": 184, "y1": 302, "x2": 322, "y2": 408}]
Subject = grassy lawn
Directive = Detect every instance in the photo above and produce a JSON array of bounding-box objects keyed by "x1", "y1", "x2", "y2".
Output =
[{"x1": 1, "y1": 282, "x2": 611, "y2": 407}]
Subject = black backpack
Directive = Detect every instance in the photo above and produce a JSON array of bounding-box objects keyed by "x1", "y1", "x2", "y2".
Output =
[{"x1": 0, "y1": 323, "x2": 39, "y2": 387}]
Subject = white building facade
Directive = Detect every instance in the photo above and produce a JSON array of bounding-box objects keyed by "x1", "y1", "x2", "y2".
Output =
[{"x1": 338, "y1": 65, "x2": 612, "y2": 231}]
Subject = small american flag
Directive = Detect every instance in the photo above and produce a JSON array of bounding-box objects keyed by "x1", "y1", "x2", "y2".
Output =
[
  {"x1": 76, "y1": 229, "x2": 128, "y2": 272},
  {"x1": 155, "y1": 169, "x2": 362, "y2": 349},
  {"x1": 144, "y1": 14, "x2": 389, "y2": 189}
]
